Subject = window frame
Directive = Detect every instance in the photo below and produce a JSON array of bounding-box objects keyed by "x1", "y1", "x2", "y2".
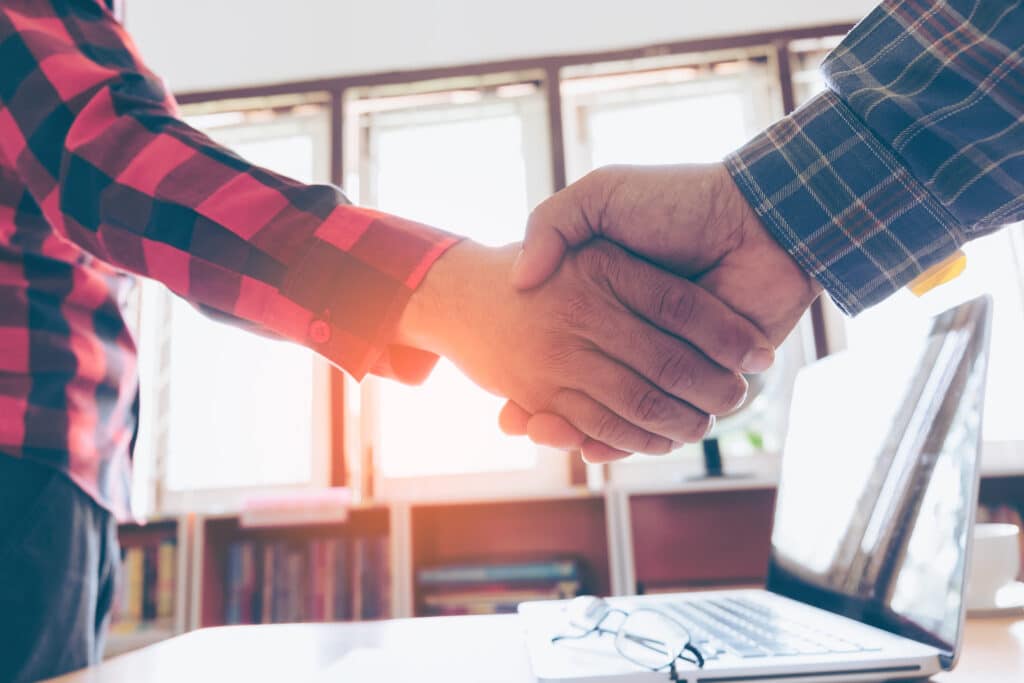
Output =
[
  {"x1": 133, "y1": 98, "x2": 336, "y2": 516},
  {"x1": 138, "y1": 23, "x2": 858, "y2": 510}
]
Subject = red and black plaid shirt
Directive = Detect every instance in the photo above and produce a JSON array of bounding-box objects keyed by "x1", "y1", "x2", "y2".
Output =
[{"x1": 0, "y1": 0, "x2": 456, "y2": 518}]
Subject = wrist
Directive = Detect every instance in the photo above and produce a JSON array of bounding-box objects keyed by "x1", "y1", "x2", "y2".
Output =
[{"x1": 394, "y1": 240, "x2": 503, "y2": 358}]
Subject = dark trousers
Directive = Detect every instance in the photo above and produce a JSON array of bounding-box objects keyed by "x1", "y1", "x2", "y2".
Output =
[{"x1": 0, "y1": 456, "x2": 120, "y2": 682}]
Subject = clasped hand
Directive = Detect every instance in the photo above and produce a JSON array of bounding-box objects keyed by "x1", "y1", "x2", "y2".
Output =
[{"x1": 397, "y1": 163, "x2": 821, "y2": 462}]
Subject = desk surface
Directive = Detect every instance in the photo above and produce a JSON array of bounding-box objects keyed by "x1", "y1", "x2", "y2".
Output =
[{"x1": 49, "y1": 614, "x2": 1023, "y2": 682}]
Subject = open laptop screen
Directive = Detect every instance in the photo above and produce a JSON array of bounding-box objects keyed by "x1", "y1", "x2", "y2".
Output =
[{"x1": 766, "y1": 296, "x2": 991, "y2": 667}]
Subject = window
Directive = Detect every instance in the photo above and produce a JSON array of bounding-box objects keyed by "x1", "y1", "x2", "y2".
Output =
[
  {"x1": 134, "y1": 95, "x2": 333, "y2": 515},
  {"x1": 561, "y1": 49, "x2": 783, "y2": 182},
  {"x1": 830, "y1": 226, "x2": 1024, "y2": 472},
  {"x1": 128, "y1": 29, "x2": 860, "y2": 510},
  {"x1": 790, "y1": 36, "x2": 1024, "y2": 473},
  {"x1": 346, "y1": 74, "x2": 569, "y2": 498},
  {"x1": 560, "y1": 49, "x2": 815, "y2": 485},
  {"x1": 787, "y1": 36, "x2": 844, "y2": 106}
]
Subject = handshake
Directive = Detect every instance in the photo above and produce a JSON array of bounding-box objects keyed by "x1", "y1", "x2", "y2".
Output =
[{"x1": 395, "y1": 163, "x2": 822, "y2": 462}]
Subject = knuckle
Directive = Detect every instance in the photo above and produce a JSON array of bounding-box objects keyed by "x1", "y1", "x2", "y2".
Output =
[
  {"x1": 655, "y1": 353, "x2": 697, "y2": 394},
  {"x1": 558, "y1": 293, "x2": 598, "y2": 331},
  {"x1": 593, "y1": 410, "x2": 631, "y2": 445},
  {"x1": 655, "y1": 285, "x2": 696, "y2": 328},
  {"x1": 576, "y1": 240, "x2": 617, "y2": 275},
  {"x1": 631, "y1": 386, "x2": 670, "y2": 424},
  {"x1": 716, "y1": 325, "x2": 758, "y2": 365}
]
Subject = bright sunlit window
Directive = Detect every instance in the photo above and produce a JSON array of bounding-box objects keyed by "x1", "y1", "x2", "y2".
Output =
[
  {"x1": 135, "y1": 96, "x2": 331, "y2": 512},
  {"x1": 788, "y1": 36, "x2": 845, "y2": 106},
  {"x1": 837, "y1": 226, "x2": 1024, "y2": 462},
  {"x1": 561, "y1": 50, "x2": 782, "y2": 182},
  {"x1": 346, "y1": 76, "x2": 563, "y2": 492}
]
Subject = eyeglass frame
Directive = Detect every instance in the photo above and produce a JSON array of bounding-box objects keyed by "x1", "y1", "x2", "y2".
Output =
[{"x1": 550, "y1": 598, "x2": 705, "y2": 680}]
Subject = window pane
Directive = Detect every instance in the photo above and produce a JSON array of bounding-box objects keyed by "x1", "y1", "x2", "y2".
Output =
[
  {"x1": 153, "y1": 103, "x2": 329, "y2": 493},
  {"x1": 587, "y1": 93, "x2": 749, "y2": 167},
  {"x1": 788, "y1": 36, "x2": 845, "y2": 106},
  {"x1": 561, "y1": 51, "x2": 781, "y2": 182},
  {"x1": 843, "y1": 227, "x2": 1024, "y2": 444},
  {"x1": 164, "y1": 298, "x2": 315, "y2": 490},
  {"x1": 355, "y1": 91, "x2": 551, "y2": 478}
]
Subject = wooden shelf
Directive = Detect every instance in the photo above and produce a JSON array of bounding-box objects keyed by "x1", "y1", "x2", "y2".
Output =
[
  {"x1": 629, "y1": 488, "x2": 776, "y2": 593},
  {"x1": 410, "y1": 497, "x2": 611, "y2": 615},
  {"x1": 133, "y1": 470, "x2": 1022, "y2": 641},
  {"x1": 104, "y1": 625, "x2": 176, "y2": 658},
  {"x1": 197, "y1": 507, "x2": 389, "y2": 628}
]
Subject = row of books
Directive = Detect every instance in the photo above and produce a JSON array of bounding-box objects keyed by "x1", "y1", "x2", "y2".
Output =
[
  {"x1": 223, "y1": 535, "x2": 390, "y2": 624},
  {"x1": 111, "y1": 540, "x2": 177, "y2": 632},
  {"x1": 416, "y1": 557, "x2": 585, "y2": 616}
]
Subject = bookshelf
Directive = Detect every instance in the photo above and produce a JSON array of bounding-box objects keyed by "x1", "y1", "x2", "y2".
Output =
[
  {"x1": 106, "y1": 468, "x2": 1024, "y2": 656},
  {"x1": 106, "y1": 518, "x2": 189, "y2": 658},
  {"x1": 409, "y1": 494, "x2": 611, "y2": 616},
  {"x1": 193, "y1": 506, "x2": 390, "y2": 628}
]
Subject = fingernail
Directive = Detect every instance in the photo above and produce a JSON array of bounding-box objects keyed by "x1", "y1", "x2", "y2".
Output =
[
  {"x1": 705, "y1": 414, "x2": 717, "y2": 439},
  {"x1": 741, "y1": 348, "x2": 774, "y2": 373}
]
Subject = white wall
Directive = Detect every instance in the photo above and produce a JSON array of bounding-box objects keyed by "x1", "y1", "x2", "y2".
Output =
[{"x1": 126, "y1": 0, "x2": 876, "y2": 94}]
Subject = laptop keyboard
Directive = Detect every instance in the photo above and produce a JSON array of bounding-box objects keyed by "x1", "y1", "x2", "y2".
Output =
[{"x1": 666, "y1": 596, "x2": 882, "y2": 660}]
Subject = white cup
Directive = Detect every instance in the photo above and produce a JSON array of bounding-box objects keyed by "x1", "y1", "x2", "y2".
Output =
[{"x1": 966, "y1": 523, "x2": 1021, "y2": 611}]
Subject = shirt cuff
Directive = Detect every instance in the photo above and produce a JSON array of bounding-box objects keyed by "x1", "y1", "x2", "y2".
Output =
[
  {"x1": 724, "y1": 90, "x2": 964, "y2": 316},
  {"x1": 265, "y1": 206, "x2": 460, "y2": 382}
]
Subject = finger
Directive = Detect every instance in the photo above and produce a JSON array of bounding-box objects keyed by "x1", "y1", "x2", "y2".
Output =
[
  {"x1": 498, "y1": 400, "x2": 530, "y2": 436},
  {"x1": 592, "y1": 242, "x2": 775, "y2": 373},
  {"x1": 545, "y1": 389, "x2": 672, "y2": 455},
  {"x1": 565, "y1": 349, "x2": 714, "y2": 445},
  {"x1": 526, "y1": 413, "x2": 586, "y2": 451},
  {"x1": 511, "y1": 180, "x2": 600, "y2": 290},
  {"x1": 580, "y1": 439, "x2": 631, "y2": 463},
  {"x1": 591, "y1": 306, "x2": 749, "y2": 415}
]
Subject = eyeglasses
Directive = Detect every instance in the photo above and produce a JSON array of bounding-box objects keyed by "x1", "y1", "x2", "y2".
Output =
[{"x1": 551, "y1": 596, "x2": 705, "y2": 680}]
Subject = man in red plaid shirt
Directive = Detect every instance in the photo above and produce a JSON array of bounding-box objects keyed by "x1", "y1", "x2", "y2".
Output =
[{"x1": 0, "y1": 2, "x2": 775, "y2": 679}]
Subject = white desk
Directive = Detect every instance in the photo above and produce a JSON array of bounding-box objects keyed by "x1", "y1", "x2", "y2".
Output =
[{"x1": 48, "y1": 614, "x2": 1023, "y2": 682}]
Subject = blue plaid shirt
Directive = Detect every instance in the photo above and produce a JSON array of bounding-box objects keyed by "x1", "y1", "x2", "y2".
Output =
[{"x1": 726, "y1": 0, "x2": 1023, "y2": 316}]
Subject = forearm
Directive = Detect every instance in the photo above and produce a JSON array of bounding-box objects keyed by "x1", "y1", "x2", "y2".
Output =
[
  {"x1": 0, "y1": 1, "x2": 458, "y2": 381},
  {"x1": 726, "y1": 0, "x2": 1023, "y2": 315}
]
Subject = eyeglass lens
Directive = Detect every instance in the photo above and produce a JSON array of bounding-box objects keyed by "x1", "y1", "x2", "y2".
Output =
[{"x1": 615, "y1": 608, "x2": 690, "y2": 670}]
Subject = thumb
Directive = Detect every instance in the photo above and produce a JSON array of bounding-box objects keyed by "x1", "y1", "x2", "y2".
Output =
[
  {"x1": 510, "y1": 183, "x2": 598, "y2": 290},
  {"x1": 509, "y1": 227, "x2": 569, "y2": 290}
]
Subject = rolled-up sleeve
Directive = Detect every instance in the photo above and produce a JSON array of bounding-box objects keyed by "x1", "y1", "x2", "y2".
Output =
[{"x1": 726, "y1": 0, "x2": 1023, "y2": 315}]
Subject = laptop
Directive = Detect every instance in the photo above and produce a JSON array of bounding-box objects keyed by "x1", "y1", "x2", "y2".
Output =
[{"x1": 520, "y1": 295, "x2": 992, "y2": 682}]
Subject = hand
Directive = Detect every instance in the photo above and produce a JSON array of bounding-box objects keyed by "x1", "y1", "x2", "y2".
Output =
[
  {"x1": 395, "y1": 239, "x2": 774, "y2": 459},
  {"x1": 501, "y1": 163, "x2": 822, "y2": 460}
]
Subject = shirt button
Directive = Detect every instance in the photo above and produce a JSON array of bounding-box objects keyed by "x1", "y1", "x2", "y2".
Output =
[{"x1": 309, "y1": 319, "x2": 331, "y2": 344}]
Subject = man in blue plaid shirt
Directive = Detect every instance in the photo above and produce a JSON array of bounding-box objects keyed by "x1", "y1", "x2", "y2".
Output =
[{"x1": 502, "y1": 0, "x2": 1023, "y2": 454}]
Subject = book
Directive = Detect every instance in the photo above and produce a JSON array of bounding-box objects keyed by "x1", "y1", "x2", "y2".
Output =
[
  {"x1": 157, "y1": 541, "x2": 176, "y2": 621},
  {"x1": 220, "y1": 533, "x2": 392, "y2": 625},
  {"x1": 331, "y1": 537, "x2": 349, "y2": 620},
  {"x1": 261, "y1": 543, "x2": 274, "y2": 624},
  {"x1": 350, "y1": 537, "x2": 364, "y2": 620},
  {"x1": 416, "y1": 558, "x2": 585, "y2": 617},
  {"x1": 417, "y1": 559, "x2": 581, "y2": 586},
  {"x1": 112, "y1": 540, "x2": 178, "y2": 633}
]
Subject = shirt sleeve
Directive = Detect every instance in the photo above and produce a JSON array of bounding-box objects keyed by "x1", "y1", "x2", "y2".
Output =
[
  {"x1": 725, "y1": 0, "x2": 1023, "y2": 316},
  {"x1": 0, "y1": 0, "x2": 458, "y2": 382}
]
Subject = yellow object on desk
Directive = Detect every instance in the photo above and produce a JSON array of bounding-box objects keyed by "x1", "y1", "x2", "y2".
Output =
[{"x1": 908, "y1": 250, "x2": 968, "y2": 296}]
